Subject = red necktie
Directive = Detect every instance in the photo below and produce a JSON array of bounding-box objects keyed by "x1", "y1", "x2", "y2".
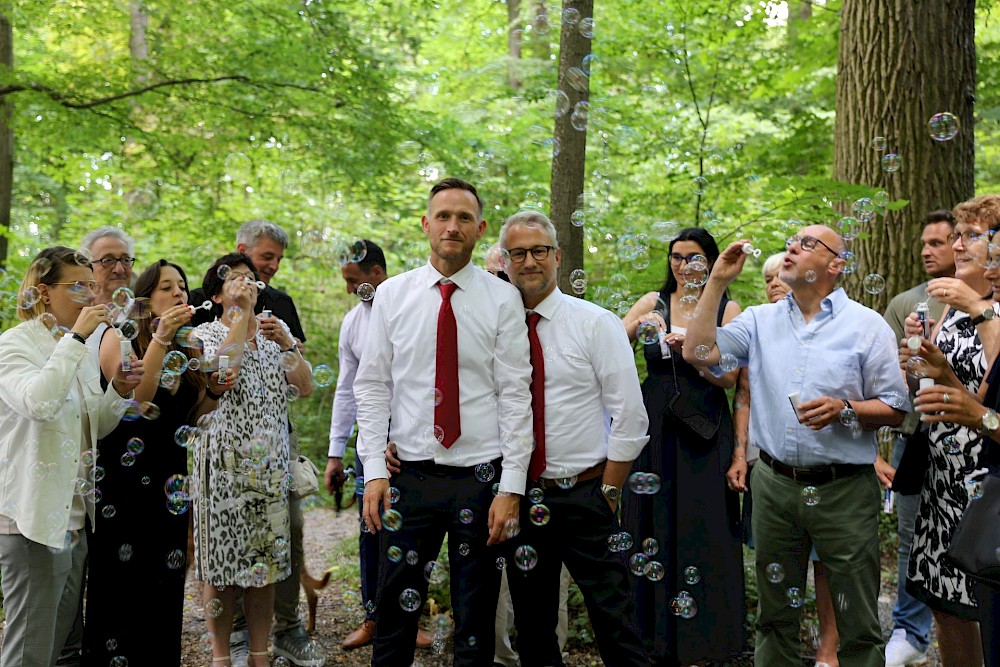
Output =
[
  {"x1": 527, "y1": 312, "x2": 546, "y2": 480},
  {"x1": 435, "y1": 282, "x2": 461, "y2": 448}
]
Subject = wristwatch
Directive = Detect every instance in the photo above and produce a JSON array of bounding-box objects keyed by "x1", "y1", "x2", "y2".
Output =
[
  {"x1": 980, "y1": 409, "x2": 1000, "y2": 436},
  {"x1": 839, "y1": 400, "x2": 857, "y2": 426},
  {"x1": 971, "y1": 306, "x2": 997, "y2": 326},
  {"x1": 600, "y1": 483, "x2": 621, "y2": 502}
]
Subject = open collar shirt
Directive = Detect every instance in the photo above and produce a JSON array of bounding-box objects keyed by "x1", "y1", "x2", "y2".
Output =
[
  {"x1": 354, "y1": 260, "x2": 534, "y2": 494},
  {"x1": 713, "y1": 287, "x2": 908, "y2": 466}
]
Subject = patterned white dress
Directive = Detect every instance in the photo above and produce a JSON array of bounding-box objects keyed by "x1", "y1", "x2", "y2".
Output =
[
  {"x1": 191, "y1": 320, "x2": 292, "y2": 588},
  {"x1": 908, "y1": 306, "x2": 991, "y2": 618}
]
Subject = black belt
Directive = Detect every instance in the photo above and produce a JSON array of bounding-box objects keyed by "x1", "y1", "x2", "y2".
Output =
[
  {"x1": 404, "y1": 457, "x2": 501, "y2": 476},
  {"x1": 759, "y1": 451, "x2": 867, "y2": 485},
  {"x1": 536, "y1": 461, "x2": 606, "y2": 490}
]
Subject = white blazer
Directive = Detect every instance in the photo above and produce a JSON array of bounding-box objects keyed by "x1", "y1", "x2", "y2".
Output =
[{"x1": 0, "y1": 320, "x2": 128, "y2": 548}]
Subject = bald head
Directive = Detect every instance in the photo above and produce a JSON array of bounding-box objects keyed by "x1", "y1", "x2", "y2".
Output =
[{"x1": 802, "y1": 225, "x2": 846, "y2": 256}]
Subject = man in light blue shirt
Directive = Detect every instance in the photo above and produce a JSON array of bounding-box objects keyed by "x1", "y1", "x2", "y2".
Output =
[{"x1": 684, "y1": 224, "x2": 907, "y2": 667}]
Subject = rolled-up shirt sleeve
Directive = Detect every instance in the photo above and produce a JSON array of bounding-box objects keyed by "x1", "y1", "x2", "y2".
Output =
[
  {"x1": 864, "y1": 322, "x2": 910, "y2": 412},
  {"x1": 593, "y1": 311, "x2": 649, "y2": 462},
  {"x1": 709, "y1": 307, "x2": 755, "y2": 376},
  {"x1": 493, "y1": 293, "x2": 533, "y2": 495},
  {"x1": 354, "y1": 296, "x2": 393, "y2": 482}
]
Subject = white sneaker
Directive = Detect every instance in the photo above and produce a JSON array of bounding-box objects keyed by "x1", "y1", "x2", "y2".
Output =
[{"x1": 886, "y1": 629, "x2": 929, "y2": 667}]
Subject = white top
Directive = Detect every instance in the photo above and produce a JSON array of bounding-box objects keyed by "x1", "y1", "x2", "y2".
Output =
[
  {"x1": 328, "y1": 300, "x2": 373, "y2": 458},
  {"x1": 354, "y1": 261, "x2": 534, "y2": 494},
  {"x1": 0, "y1": 320, "x2": 128, "y2": 548},
  {"x1": 531, "y1": 289, "x2": 649, "y2": 476}
]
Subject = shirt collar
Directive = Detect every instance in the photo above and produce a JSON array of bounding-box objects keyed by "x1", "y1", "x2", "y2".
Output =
[
  {"x1": 528, "y1": 287, "x2": 562, "y2": 321},
  {"x1": 785, "y1": 286, "x2": 848, "y2": 316},
  {"x1": 422, "y1": 259, "x2": 476, "y2": 291}
]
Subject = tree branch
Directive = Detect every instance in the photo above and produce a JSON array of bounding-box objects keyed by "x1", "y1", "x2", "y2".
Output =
[{"x1": 0, "y1": 75, "x2": 323, "y2": 109}]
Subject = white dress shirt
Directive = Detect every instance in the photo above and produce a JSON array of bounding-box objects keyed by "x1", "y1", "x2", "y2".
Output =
[
  {"x1": 328, "y1": 300, "x2": 372, "y2": 459},
  {"x1": 354, "y1": 261, "x2": 534, "y2": 494},
  {"x1": 531, "y1": 289, "x2": 649, "y2": 476}
]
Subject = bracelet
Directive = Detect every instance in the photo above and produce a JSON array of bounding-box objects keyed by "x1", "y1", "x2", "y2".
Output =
[
  {"x1": 70, "y1": 332, "x2": 86, "y2": 345},
  {"x1": 280, "y1": 345, "x2": 295, "y2": 353},
  {"x1": 151, "y1": 334, "x2": 171, "y2": 349},
  {"x1": 206, "y1": 388, "x2": 224, "y2": 401}
]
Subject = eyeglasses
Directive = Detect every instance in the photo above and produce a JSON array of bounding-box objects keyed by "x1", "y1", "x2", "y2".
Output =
[
  {"x1": 91, "y1": 256, "x2": 135, "y2": 270},
  {"x1": 49, "y1": 280, "x2": 99, "y2": 292},
  {"x1": 946, "y1": 230, "x2": 982, "y2": 245},
  {"x1": 505, "y1": 246, "x2": 555, "y2": 263},
  {"x1": 785, "y1": 235, "x2": 840, "y2": 256},
  {"x1": 669, "y1": 252, "x2": 703, "y2": 265}
]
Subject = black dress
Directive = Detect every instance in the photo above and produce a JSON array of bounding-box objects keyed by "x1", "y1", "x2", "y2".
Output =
[
  {"x1": 83, "y1": 358, "x2": 200, "y2": 667},
  {"x1": 620, "y1": 292, "x2": 746, "y2": 665}
]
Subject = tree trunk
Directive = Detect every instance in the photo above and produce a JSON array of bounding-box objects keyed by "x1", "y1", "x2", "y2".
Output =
[
  {"x1": 834, "y1": 0, "x2": 976, "y2": 311},
  {"x1": 0, "y1": 6, "x2": 12, "y2": 270},
  {"x1": 550, "y1": 0, "x2": 592, "y2": 295},
  {"x1": 507, "y1": 0, "x2": 522, "y2": 90}
]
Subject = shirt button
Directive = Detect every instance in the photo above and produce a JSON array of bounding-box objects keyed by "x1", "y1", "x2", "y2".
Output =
[
  {"x1": 794, "y1": 368, "x2": 802, "y2": 376},
  {"x1": 786, "y1": 427, "x2": 794, "y2": 434}
]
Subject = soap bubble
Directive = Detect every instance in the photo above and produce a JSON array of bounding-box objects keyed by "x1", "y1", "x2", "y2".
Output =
[
  {"x1": 928, "y1": 112, "x2": 960, "y2": 142},
  {"x1": 357, "y1": 283, "x2": 375, "y2": 301},
  {"x1": 787, "y1": 586, "x2": 804, "y2": 608},
  {"x1": 837, "y1": 217, "x2": 861, "y2": 241},
  {"x1": 881, "y1": 154, "x2": 902, "y2": 173},
  {"x1": 683, "y1": 565, "x2": 702, "y2": 585},
  {"x1": 943, "y1": 435, "x2": 961, "y2": 455},
  {"x1": 399, "y1": 588, "x2": 421, "y2": 612},
  {"x1": 862, "y1": 274, "x2": 886, "y2": 295},
  {"x1": 628, "y1": 552, "x2": 650, "y2": 576},
  {"x1": 852, "y1": 198, "x2": 876, "y2": 222},
  {"x1": 765, "y1": 562, "x2": 785, "y2": 583},
  {"x1": 528, "y1": 504, "x2": 551, "y2": 527},
  {"x1": 719, "y1": 354, "x2": 738, "y2": 373},
  {"x1": 870, "y1": 136, "x2": 887, "y2": 151},
  {"x1": 514, "y1": 545, "x2": 539, "y2": 571},
  {"x1": 801, "y1": 486, "x2": 820, "y2": 507},
  {"x1": 312, "y1": 364, "x2": 334, "y2": 388}
]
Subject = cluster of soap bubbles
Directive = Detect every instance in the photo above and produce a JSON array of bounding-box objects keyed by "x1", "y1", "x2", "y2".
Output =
[{"x1": 670, "y1": 591, "x2": 697, "y2": 619}]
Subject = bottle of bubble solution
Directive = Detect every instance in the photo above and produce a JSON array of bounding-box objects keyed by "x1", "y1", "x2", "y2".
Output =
[
  {"x1": 120, "y1": 340, "x2": 132, "y2": 373},
  {"x1": 218, "y1": 355, "x2": 229, "y2": 385}
]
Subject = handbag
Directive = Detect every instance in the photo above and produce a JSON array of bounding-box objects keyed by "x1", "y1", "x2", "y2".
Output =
[
  {"x1": 289, "y1": 454, "x2": 321, "y2": 500},
  {"x1": 945, "y1": 472, "x2": 1000, "y2": 587},
  {"x1": 666, "y1": 350, "x2": 723, "y2": 440},
  {"x1": 891, "y1": 429, "x2": 930, "y2": 496}
]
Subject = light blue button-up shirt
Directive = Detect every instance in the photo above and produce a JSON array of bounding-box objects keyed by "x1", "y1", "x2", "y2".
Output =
[{"x1": 713, "y1": 287, "x2": 908, "y2": 466}]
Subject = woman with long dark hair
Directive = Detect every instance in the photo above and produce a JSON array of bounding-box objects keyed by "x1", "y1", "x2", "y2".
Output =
[
  {"x1": 84, "y1": 259, "x2": 225, "y2": 666},
  {"x1": 620, "y1": 227, "x2": 746, "y2": 665}
]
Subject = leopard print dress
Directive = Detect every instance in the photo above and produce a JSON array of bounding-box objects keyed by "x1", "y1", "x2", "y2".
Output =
[
  {"x1": 908, "y1": 307, "x2": 991, "y2": 618},
  {"x1": 191, "y1": 320, "x2": 292, "y2": 588}
]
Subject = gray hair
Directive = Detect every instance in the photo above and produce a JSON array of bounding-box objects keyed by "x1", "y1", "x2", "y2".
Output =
[
  {"x1": 761, "y1": 251, "x2": 785, "y2": 278},
  {"x1": 80, "y1": 226, "x2": 135, "y2": 257},
  {"x1": 237, "y1": 219, "x2": 289, "y2": 249},
  {"x1": 499, "y1": 210, "x2": 558, "y2": 250}
]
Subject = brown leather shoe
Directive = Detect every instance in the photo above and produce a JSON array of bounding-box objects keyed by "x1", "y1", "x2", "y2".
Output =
[
  {"x1": 415, "y1": 628, "x2": 434, "y2": 649},
  {"x1": 341, "y1": 619, "x2": 376, "y2": 650}
]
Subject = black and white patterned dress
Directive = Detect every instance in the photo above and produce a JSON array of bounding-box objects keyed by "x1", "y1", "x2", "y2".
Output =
[
  {"x1": 908, "y1": 307, "x2": 991, "y2": 618},
  {"x1": 191, "y1": 320, "x2": 292, "y2": 588}
]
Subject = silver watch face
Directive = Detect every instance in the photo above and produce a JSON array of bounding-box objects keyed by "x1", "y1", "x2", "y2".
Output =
[
  {"x1": 984, "y1": 410, "x2": 1000, "y2": 432},
  {"x1": 985, "y1": 308, "x2": 997, "y2": 321},
  {"x1": 602, "y1": 484, "x2": 620, "y2": 500}
]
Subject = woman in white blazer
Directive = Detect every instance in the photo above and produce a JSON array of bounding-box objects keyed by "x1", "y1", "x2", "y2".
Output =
[{"x1": 0, "y1": 246, "x2": 144, "y2": 667}]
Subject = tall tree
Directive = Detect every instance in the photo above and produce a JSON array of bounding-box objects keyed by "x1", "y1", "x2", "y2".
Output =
[
  {"x1": 550, "y1": 0, "x2": 592, "y2": 294},
  {"x1": 834, "y1": 0, "x2": 976, "y2": 311},
  {"x1": 0, "y1": 5, "x2": 11, "y2": 268}
]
